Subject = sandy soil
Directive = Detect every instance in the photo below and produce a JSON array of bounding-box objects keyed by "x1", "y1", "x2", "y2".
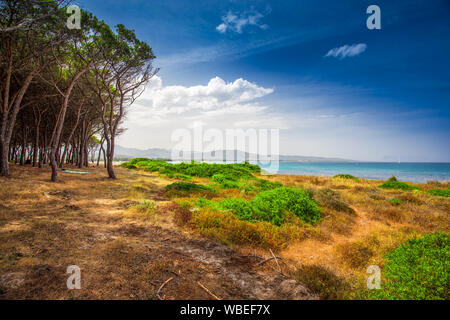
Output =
[{"x1": 0, "y1": 164, "x2": 317, "y2": 300}]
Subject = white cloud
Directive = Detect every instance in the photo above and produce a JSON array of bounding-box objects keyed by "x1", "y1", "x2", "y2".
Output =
[
  {"x1": 127, "y1": 76, "x2": 286, "y2": 129},
  {"x1": 325, "y1": 43, "x2": 367, "y2": 59},
  {"x1": 216, "y1": 10, "x2": 269, "y2": 34}
]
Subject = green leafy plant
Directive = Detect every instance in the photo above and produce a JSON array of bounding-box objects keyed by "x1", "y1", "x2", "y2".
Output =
[
  {"x1": 379, "y1": 180, "x2": 420, "y2": 191},
  {"x1": 194, "y1": 187, "x2": 321, "y2": 226},
  {"x1": 427, "y1": 188, "x2": 450, "y2": 197},
  {"x1": 369, "y1": 233, "x2": 449, "y2": 300},
  {"x1": 250, "y1": 187, "x2": 321, "y2": 226},
  {"x1": 165, "y1": 182, "x2": 214, "y2": 192},
  {"x1": 218, "y1": 198, "x2": 254, "y2": 221}
]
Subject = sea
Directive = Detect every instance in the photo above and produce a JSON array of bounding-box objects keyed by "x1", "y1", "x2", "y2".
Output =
[{"x1": 259, "y1": 162, "x2": 450, "y2": 183}]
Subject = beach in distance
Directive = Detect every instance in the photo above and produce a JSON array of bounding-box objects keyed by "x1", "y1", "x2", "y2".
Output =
[
  {"x1": 262, "y1": 162, "x2": 450, "y2": 183},
  {"x1": 166, "y1": 160, "x2": 450, "y2": 183}
]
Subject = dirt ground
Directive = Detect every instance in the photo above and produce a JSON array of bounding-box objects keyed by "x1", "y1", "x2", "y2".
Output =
[{"x1": 0, "y1": 164, "x2": 317, "y2": 300}]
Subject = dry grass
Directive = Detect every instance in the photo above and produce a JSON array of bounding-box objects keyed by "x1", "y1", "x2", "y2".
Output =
[
  {"x1": 0, "y1": 164, "x2": 448, "y2": 300},
  {"x1": 262, "y1": 174, "x2": 449, "y2": 299}
]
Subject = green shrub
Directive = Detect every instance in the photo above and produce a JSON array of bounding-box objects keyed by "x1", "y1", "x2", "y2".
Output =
[
  {"x1": 165, "y1": 173, "x2": 192, "y2": 181},
  {"x1": 211, "y1": 173, "x2": 239, "y2": 183},
  {"x1": 166, "y1": 182, "x2": 214, "y2": 192},
  {"x1": 194, "y1": 187, "x2": 321, "y2": 226},
  {"x1": 254, "y1": 178, "x2": 283, "y2": 191},
  {"x1": 314, "y1": 188, "x2": 355, "y2": 214},
  {"x1": 219, "y1": 180, "x2": 241, "y2": 189},
  {"x1": 334, "y1": 174, "x2": 360, "y2": 181},
  {"x1": 250, "y1": 187, "x2": 321, "y2": 226},
  {"x1": 369, "y1": 233, "x2": 449, "y2": 300},
  {"x1": 427, "y1": 188, "x2": 450, "y2": 197},
  {"x1": 121, "y1": 159, "x2": 261, "y2": 180},
  {"x1": 389, "y1": 198, "x2": 403, "y2": 206},
  {"x1": 379, "y1": 180, "x2": 420, "y2": 191},
  {"x1": 387, "y1": 176, "x2": 398, "y2": 182},
  {"x1": 218, "y1": 198, "x2": 254, "y2": 222}
]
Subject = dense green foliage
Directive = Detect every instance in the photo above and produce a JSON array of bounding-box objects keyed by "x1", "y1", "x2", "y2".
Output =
[
  {"x1": 122, "y1": 159, "x2": 281, "y2": 192},
  {"x1": 369, "y1": 233, "x2": 449, "y2": 300},
  {"x1": 166, "y1": 182, "x2": 214, "y2": 192},
  {"x1": 427, "y1": 188, "x2": 450, "y2": 197},
  {"x1": 196, "y1": 187, "x2": 321, "y2": 226},
  {"x1": 379, "y1": 180, "x2": 420, "y2": 191},
  {"x1": 218, "y1": 198, "x2": 255, "y2": 222},
  {"x1": 124, "y1": 159, "x2": 321, "y2": 226},
  {"x1": 333, "y1": 174, "x2": 360, "y2": 181},
  {"x1": 251, "y1": 187, "x2": 321, "y2": 225},
  {"x1": 121, "y1": 158, "x2": 260, "y2": 178}
]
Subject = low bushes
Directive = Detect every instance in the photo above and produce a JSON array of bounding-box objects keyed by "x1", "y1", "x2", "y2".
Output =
[
  {"x1": 379, "y1": 178, "x2": 420, "y2": 191},
  {"x1": 121, "y1": 158, "x2": 260, "y2": 179},
  {"x1": 218, "y1": 198, "x2": 254, "y2": 221},
  {"x1": 196, "y1": 187, "x2": 321, "y2": 226},
  {"x1": 369, "y1": 233, "x2": 449, "y2": 300},
  {"x1": 251, "y1": 187, "x2": 321, "y2": 225},
  {"x1": 166, "y1": 182, "x2": 214, "y2": 192},
  {"x1": 334, "y1": 174, "x2": 360, "y2": 181},
  {"x1": 427, "y1": 188, "x2": 450, "y2": 197}
]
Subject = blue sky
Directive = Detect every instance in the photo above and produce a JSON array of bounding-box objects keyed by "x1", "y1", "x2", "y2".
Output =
[{"x1": 76, "y1": 0, "x2": 450, "y2": 162}]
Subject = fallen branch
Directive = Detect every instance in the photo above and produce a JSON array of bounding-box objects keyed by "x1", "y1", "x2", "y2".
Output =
[
  {"x1": 157, "y1": 277, "x2": 174, "y2": 300},
  {"x1": 197, "y1": 281, "x2": 221, "y2": 300},
  {"x1": 256, "y1": 255, "x2": 284, "y2": 266},
  {"x1": 270, "y1": 249, "x2": 282, "y2": 274}
]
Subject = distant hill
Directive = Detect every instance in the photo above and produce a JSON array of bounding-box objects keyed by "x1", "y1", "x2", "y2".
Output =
[{"x1": 115, "y1": 145, "x2": 355, "y2": 163}]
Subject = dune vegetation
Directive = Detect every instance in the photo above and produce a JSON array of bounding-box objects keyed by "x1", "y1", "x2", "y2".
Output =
[
  {"x1": 116, "y1": 159, "x2": 449, "y2": 300},
  {"x1": 1, "y1": 160, "x2": 448, "y2": 300}
]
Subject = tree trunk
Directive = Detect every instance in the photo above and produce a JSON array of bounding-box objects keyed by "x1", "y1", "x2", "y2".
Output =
[
  {"x1": 0, "y1": 142, "x2": 8, "y2": 176},
  {"x1": 106, "y1": 136, "x2": 116, "y2": 179},
  {"x1": 0, "y1": 72, "x2": 35, "y2": 176}
]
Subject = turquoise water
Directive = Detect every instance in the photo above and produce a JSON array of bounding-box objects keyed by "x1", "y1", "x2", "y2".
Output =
[{"x1": 260, "y1": 162, "x2": 450, "y2": 183}]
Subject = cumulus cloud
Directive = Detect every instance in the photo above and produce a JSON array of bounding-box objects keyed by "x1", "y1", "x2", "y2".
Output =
[
  {"x1": 325, "y1": 43, "x2": 367, "y2": 59},
  {"x1": 216, "y1": 10, "x2": 269, "y2": 34},
  {"x1": 127, "y1": 76, "x2": 287, "y2": 130}
]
